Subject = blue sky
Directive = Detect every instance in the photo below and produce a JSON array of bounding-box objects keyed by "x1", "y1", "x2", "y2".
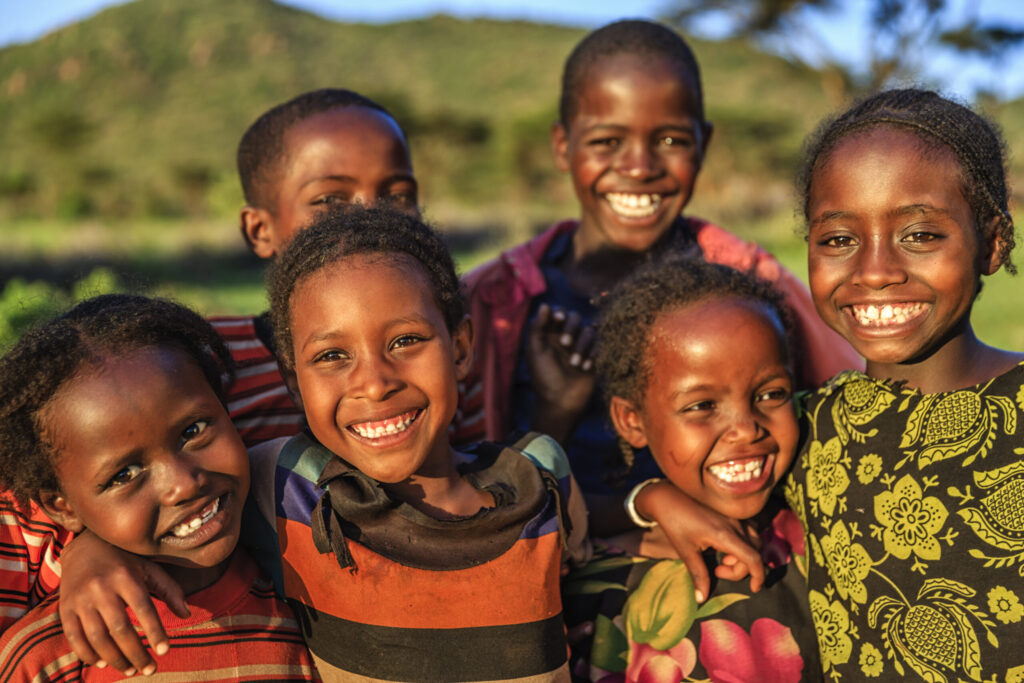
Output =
[{"x1": 3, "y1": 0, "x2": 1024, "y2": 100}]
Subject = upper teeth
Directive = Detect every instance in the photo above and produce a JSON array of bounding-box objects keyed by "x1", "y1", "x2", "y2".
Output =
[
  {"x1": 351, "y1": 412, "x2": 416, "y2": 439},
  {"x1": 171, "y1": 498, "x2": 219, "y2": 538},
  {"x1": 605, "y1": 192, "x2": 660, "y2": 217},
  {"x1": 851, "y1": 303, "x2": 925, "y2": 326},
  {"x1": 709, "y1": 459, "x2": 764, "y2": 483}
]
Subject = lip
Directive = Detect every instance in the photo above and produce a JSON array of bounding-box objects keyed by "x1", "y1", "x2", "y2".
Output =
[
  {"x1": 601, "y1": 190, "x2": 676, "y2": 225},
  {"x1": 347, "y1": 408, "x2": 422, "y2": 446},
  {"x1": 705, "y1": 453, "x2": 776, "y2": 495},
  {"x1": 161, "y1": 493, "x2": 232, "y2": 549}
]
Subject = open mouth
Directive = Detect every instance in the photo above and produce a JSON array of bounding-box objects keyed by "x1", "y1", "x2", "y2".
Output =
[
  {"x1": 604, "y1": 192, "x2": 662, "y2": 218},
  {"x1": 707, "y1": 456, "x2": 767, "y2": 484},
  {"x1": 348, "y1": 409, "x2": 420, "y2": 440},
  {"x1": 848, "y1": 302, "x2": 927, "y2": 327},
  {"x1": 168, "y1": 496, "x2": 221, "y2": 539}
]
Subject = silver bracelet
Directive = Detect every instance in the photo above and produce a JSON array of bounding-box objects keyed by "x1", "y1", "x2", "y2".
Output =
[{"x1": 624, "y1": 477, "x2": 662, "y2": 529}]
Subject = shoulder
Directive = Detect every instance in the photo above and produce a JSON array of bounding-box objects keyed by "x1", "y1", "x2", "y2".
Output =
[
  {"x1": 463, "y1": 220, "x2": 576, "y2": 295},
  {"x1": 504, "y1": 431, "x2": 572, "y2": 480}
]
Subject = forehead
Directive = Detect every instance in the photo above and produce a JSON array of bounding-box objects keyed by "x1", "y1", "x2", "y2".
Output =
[
  {"x1": 292, "y1": 253, "x2": 436, "y2": 319},
  {"x1": 279, "y1": 107, "x2": 411, "y2": 174},
  {"x1": 572, "y1": 53, "x2": 702, "y2": 124}
]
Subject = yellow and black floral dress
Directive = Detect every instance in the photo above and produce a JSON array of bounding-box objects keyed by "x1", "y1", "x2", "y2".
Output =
[{"x1": 785, "y1": 364, "x2": 1024, "y2": 682}]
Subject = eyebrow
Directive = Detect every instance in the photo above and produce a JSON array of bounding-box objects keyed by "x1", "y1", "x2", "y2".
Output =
[
  {"x1": 299, "y1": 315, "x2": 434, "y2": 351},
  {"x1": 579, "y1": 122, "x2": 697, "y2": 136},
  {"x1": 811, "y1": 203, "x2": 951, "y2": 228},
  {"x1": 299, "y1": 173, "x2": 416, "y2": 190}
]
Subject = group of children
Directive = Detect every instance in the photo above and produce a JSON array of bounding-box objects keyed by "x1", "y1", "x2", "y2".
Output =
[{"x1": 0, "y1": 16, "x2": 1019, "y2": 683}]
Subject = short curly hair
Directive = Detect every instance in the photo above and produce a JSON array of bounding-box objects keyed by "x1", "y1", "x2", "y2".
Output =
[
  {"x1": 798, "y1": 88, "x2": 1016, "y2": 274},
  {"x1": 267, "y1": 205, "x2": 464, "y2": 368},
  {"x1": 559, "y1": 19, "x2": 704, "y2": 127},
  {"x1": 0, "y1": 294, "x2": 233, "y2": 507},
  {"x1": 596, "y1": 257, "x2": 791, "y2": 407},
  {"x1": 237, "y1": 88, "x2": 404, "y2": 210}
]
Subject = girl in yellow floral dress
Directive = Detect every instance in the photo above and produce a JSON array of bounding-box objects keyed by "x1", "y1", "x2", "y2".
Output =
[{"x1": 632, "y1": 88, "x2": 1024, "y2": 683}]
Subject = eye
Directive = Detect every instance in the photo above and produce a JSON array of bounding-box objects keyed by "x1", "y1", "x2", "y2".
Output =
[
  {"x1": 756, "y1": 387, "x2": 791, "y2": 406},
  {"x1": 681, "y1": 399, "x2": 715, "y2": 413},
  {"x1": 311, "y1": 194, "x2": 349, "y2": 207},
  {"x1": 391, "y1": 333, "x2": 426, "y2": 350},
  {"x1": 903, "y1": 230, "x2": 940, "y2": 243},
  {"x1": 818, "y1": 233, "x2": 856, "y2": 248},
  {"x1": 181, "y1": 420, "x2": 209, "y2": 443},
  {"x1": 660, "y1": 135, "x2": 694, "y2": 148},
  {"x1": 384, "y1": 191, "x2": 417, "y2": 209},
  {"x1": 107, "y1": 464, "x2": 144, "y2": 488},
  {"x1": 587, "y1": 137, "x2": 621, "y2": 149},
  {"x1": 313, "y1": 349, "x2": 347, "y2": 363}
]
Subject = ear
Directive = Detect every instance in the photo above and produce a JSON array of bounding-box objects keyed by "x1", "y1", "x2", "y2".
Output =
[
  {"x1": 551, "y1": 122, "x2": 570, "y2": 173},
  {"x1": 979, "y1": 216, "x2": 1004, "y2": 276},
  {"x1": 452, "y1": 315, "x2": 474, "y2": 382},
  {"x1": 240, "y1": 206, "x2": 279, "y2": 260},
  {"x1": 698, "y1": 120, "x2": 714, "y2": 162},
  {"x1": 609, "y1": 396, "x2": 649, "y2": 450},
  {"x1": 280, "y1": 364, "x2": 304, "y2": 414},
  {"x1": 38, "y1": 490, "x2": 86, "y2": 534}
]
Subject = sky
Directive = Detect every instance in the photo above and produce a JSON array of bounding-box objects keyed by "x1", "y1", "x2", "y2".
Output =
[{"x1": 3, "y1": 0, "x2": 1024, "y2": 100}]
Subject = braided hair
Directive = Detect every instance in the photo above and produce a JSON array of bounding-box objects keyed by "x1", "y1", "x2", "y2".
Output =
[{"x1": 798, "y1": 88, "x2": 1016, "y2": 273}]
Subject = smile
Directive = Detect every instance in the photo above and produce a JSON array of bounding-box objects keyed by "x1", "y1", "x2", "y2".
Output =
[
  {"x1": 708, "y1": 456, "x2": 765, "y2": 484},
  {"x1": 604, "y1": 192, "x2": 661, "y2": 218},
  {"x1": 349, "y1": 409, "x2": 420, "y2": 439},
  {"x1": 169, "y1": 497, "x2": 220, "y2": 539},
  {"x1": 849, "y1": 302, "x2": 927, "y2": 327}
]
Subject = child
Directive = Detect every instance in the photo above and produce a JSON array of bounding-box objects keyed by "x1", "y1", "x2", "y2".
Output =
[
  {"x1": 0, "y1": 88, "x2": 419, "y2": 639},
  {"x1": 639, "y1": 89, "x2": 1024, "y2": 682},
  {"x1": 218, "y1": 87, "x2": 419, "y2": 447},
  {"x1": 0, "y1": 294, "x2": 319, "y2": 681},
  {"x1": 59, "y1": 207, "x2": 591, "y2": 682},
  {"x1": 564, "y1": 258, "x2": 820, "y2": 682},
  {"x1": 455, "y1": 19, "x2": 861, "y2": 536}
]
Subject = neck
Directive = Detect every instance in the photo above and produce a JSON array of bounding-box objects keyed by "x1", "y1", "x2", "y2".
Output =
[
  {"x1": 382, "y1": 448, "x2": 494, "y2": 519},
  {"x1": 161, "y1": 554, "x2": 232, "y2": 596},
  {"x1": 867, "y1": 326, "x2": 1024, "y2": 393}
]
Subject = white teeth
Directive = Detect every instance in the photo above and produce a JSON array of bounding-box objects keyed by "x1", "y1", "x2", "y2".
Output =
[
  {"x1": 605, "y1": 192, "x2": 661, "y2": 217},
  {"x1": 170, "y1": 498, "x2": 219, "y2": 538},
  {"x1": 709, "y1": 459, "x2": 764, "y2": 483},
  {"x1": 351, "y1": 412, "x2": 416, "y2": 439},
  {"x1": 851, "y1": 302, "x2": 925, "y2": 327}
]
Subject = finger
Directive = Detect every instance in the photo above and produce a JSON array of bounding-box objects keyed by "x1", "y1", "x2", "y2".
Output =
[
  {"x1": 78, "y1": 608, "x2": 141, "y2": 676},
  {"x1": 566, "y1": 620, "x2": 594, "y2": 645},
  {"x1": 559, "y1": 311, "x2": 582, "y2": 348},
  {"x1": 60, "y1": 612, "x2": 103, "y2": 668},
  {"x1": 528, "y1": 303, "x2": 552, "y2": 340},
  {"x1": 569, "y1": 326, "x2": 596, "y2": 369},
  {"x1": 123, "y1": 582, "x2": 173, "y2": 657},
  {"x1": 143, "y1": 562, "x2": 190, "y2": 621},
  {"x1": 714, "y1": 560, "x2": 752, "y2": 583},
  {"x1": 679, "y1": 547, "x2": 710, "y2": 603},
  {"x1": 95, "y1": 599, "x2": 156, "y2": 675}
]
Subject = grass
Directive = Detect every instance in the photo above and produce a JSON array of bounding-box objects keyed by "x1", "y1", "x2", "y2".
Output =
[{"x1": 3, "y1": 215, "x2": 1022, "y2": 352}]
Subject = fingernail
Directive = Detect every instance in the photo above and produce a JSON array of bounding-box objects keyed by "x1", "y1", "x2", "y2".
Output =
[
  {"x1": 584, "y1": 621, "x2": 594, "y2": 635},
  {"x1": 570, "y1": 353, "x2": 581, "y2": 367},
  {"x1": 95, "y1": 661, "x2": 107, "y2": 669},
  {"x1": 553, "y1": 310, "x2": 565, "y2": 321},
  {"x1": 695, "y1": 590, "x2": 705, "y2": 603},
  {"x1": 124, "y1": 668, "x2": 136, "y2": 677},
  {"x1": 560, "y1": 333, "x2": 572, "y2": 346},
  {"x1": 143, "y1": 664, "x2": 156, "y2": 676},
  {"x1": 582, "y1": 359, "x2": 593, "y2": 372},
  {"x1": 155, "y1": 642, "x2": 169, "y2": 656}
]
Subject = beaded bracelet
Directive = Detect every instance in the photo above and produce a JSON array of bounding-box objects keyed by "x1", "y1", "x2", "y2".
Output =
[{"x1": 624, "y1": 477, "x2": 662, "y2": 529}]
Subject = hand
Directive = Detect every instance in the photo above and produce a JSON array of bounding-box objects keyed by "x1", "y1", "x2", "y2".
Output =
[
  {"x1": 58, "y1": 531, "x2": 188, "y2": 675},
  {"x1": 635, "y1": 481, "x2": 765, "y2": 601},
  {"x1": 525, "y1": 304, "x2": 597, "y2": 444}
]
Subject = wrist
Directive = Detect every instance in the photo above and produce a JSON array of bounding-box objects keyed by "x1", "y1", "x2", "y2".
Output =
[{"x1": 624, "y1": 478, "x2": 662, "y2": 529}]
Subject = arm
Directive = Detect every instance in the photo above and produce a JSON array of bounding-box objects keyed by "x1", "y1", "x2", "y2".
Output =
[
  {"x1": 58, "y1": 530, "x2": 187, "y2": 675},
  {"x1": 634, "y1": 480, "x2": 765, "y2": 602}
]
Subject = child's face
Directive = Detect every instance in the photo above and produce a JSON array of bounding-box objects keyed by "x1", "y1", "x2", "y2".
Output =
[
  {"x1": 289, "y1": 254, "x2": 472, "y2": 484},
  {"x1": 611, "y1": 297, "x2": 797, "y2": 521},
  {"x1": 41, "y1": 347, "x2": 249, "y2": 579},
  {"x1": 552, "y1": 54, "x2": 710, "y2": 255},
  {"x1": 807, "y1": 127, "x2": 1001, "y2": 372},
  {"x1": 243, "y1": 106, "x2": 418, "y2": 258}
]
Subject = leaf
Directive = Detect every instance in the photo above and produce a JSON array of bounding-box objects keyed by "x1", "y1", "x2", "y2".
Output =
[
  {"x1": 562, "y1": 580, "x2": 629, "y2": 595},
  {"x1": 694, "y1": 592, "x2": 749, "y2": 618}
]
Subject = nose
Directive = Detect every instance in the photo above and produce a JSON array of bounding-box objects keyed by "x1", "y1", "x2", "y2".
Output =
[
  {"x1": 723, "y1": 406, "x2": 764, "y2": 443},
  {"x1": 159, "y1": 453, "x2": 207, "y2": 506},
  {"x1": 616, "y1": 139, "x2": 660, "y2": 180},
  {"x1": 852, "y1": 238, "x2": 907, "y2": 289},
  {"x1": 351, "y1": 353, "x2": 403, "y2": 402}
]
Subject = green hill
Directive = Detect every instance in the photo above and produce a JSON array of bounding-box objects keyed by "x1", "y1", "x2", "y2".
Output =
[{"x1": 0, "y1": 0, "x2": 847, "y2": 229}]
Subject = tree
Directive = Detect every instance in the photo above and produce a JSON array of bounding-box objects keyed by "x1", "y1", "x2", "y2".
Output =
[{"x1": 666, "y1": 0, "x2": 1024, "y2": 101}]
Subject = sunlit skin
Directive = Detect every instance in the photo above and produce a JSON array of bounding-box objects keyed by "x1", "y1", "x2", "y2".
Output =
[
  {"x1": 807, "y1": 127, "x2": 1020, "y2": 393},
  {"x1": 40, "y1": 347, "x2": 249, "y2": 596},
  {"x1": 611, "y1": 297, "x2": 798, "y2": 525},
  {"x1": 289, "y1": 253, "x2": 492, "y2": 517},
  {"x1": 241, "y1": 106, "x2": 419, "y2": 258},
  {"x1": 552, "y1": 54, "x2": 711, "y2": 268}
]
